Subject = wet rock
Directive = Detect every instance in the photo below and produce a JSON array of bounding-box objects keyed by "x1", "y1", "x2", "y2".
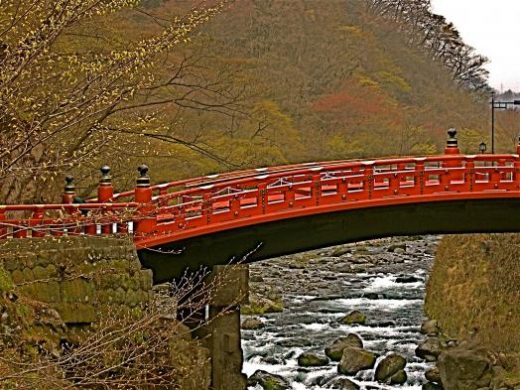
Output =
[
  {"x1": 437, "y1": 348, "x2": 492, "y2": 390},
  {"x1": 247, "y1": 370, "x2": 291, "y2": 390},
  {"x1": 340, "y1": 310, "x2": 367, "y2": 325},
  {"x1": 422, "y1": 382, "x2": 443, "y2": 390},
  {"x1": 395, "y1": 275, "x2": 421, "y2": 283},
  {"x1": 337, "y1": 347, "x2": 376, "y2": 375},
  {"x1": 425, "y1": 367, "x2": 442, "y2": 384},
  {"x1": 416, "y1": 337, "x2": 442, "y2": 361},
  {"x1": 330, "y1": 247, "x2": 351, "y2": 257},
  {"x1": 297, "y1": 352, "x2": 329, "y2": 367},
  {"x1": 390, "y1": 369, "x2": 407, "y2": 385},
  {"x1": 241, "y1": 297, "x2": 283, "y2": 315},
  {"x1": 325, "y1": 334, "x2": 363, "y2": 361},
  {"x1": 324, "y1": 377, "x2": 360, "y2": 389},
  {"x1": 374, "y1": 353, "x2": 407, "y2": 383},
  {"x1": 241, "y1": 317, "x2": 265, "y2": 330},
  {"x1": 388, "y1": 243, "x2": 407, "y2": 253},
  {"x1": 262, "y1": 356, "x2": 285, "y2": 365},
  {"x1": 420, "y1": 319, "x2": 439, "y2": 336},
  {"x1": 276, "y1": 337, "x2": 312, "y2": 348}
]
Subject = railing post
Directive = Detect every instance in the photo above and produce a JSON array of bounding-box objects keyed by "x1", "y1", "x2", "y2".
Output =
[
  {"x1": 98, "y1": 165, "x2": 113, "y2": 202},
  {"x1": 312, "y1": 173, "x2": 321, "y2": 205},
  {"x1": 415, "y1": 160, "x2": 425, "y2": 195},
  {"x1": 257, "y1": 183, "x2": 267, "y2": 214},
  {"x1": 31, "y1": 207, "x2": 45, "y2": 238},
  {"x1": 515, "y1": 136, "x2": 520, "y2": 189},
  {"x1": 286, "y1": 184, "x2": 296, "y2": 207},
  {"x1": 338, "y1": 178, "x2": 348, "y2": 201},
  {"x1": 98, "y1": 166, "x2": 113, "y2": 235},
  {"x1": 444, "y1": 128, "x2": 460, "y2": 155},
  {"x1": 0, "y1": 208, "x2": 6, "y2": 239},
  {"x1": 442, "y1": 129, "x2": 462, "y2": 189},
  {"x1": 363, "y1": 163, "x2": 374, "y2": 200},
  {"x1": 230, "y1": 195, "x2": 241, "y2": 217},
  {"x1": 134, "y1": 165, "x2": 156, "y2": 236},
  {"x1": 202, "y1": 192, "x2": 212, "y2": 224},
  {"x1": 465, "y1": 158, "x2": 475, "y2": 192},
  {"x1": 62, "y1": 175, "x2": 76, "y2": 204}
]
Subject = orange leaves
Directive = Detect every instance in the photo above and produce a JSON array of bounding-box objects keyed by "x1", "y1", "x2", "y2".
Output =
[{"x1": 311, "y1": 75, "x2": 405, "y2": 128}]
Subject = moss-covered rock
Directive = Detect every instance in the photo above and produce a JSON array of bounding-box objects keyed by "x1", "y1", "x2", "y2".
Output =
[
  {"x1": 390, "y1": 369, "x2": 407, "y2": 385},
  {"x1": 340, "y1": 310, "x2": 367, "y2": 325},
  {"x1": 437, "y1": 347, "x2": 492, "y2": 390},
  {"x1": 337, "y1": 347, "x2": 376, "y2": 375},
  {"x1": 325, "y1": 333, "x2": 363, "y2": 361},
  {"x1": 241, "y1": 297, "x2": 283, "y2": 315},
  {"x1": 297, "y1": 351, "x2": 329, "y2": 367},
  {"x1": 375, "y1": 353, "x2": 407, "y2": 382},
  {"x1": 248, "y1": 370, "x2": 291, "y2": 390},
  {"x1": 241, "y1": 317, "x2": 265, "y2": 330}
]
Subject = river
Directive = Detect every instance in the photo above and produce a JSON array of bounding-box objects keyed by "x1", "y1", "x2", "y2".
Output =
[{"x1": 241, "y1": 235, "x2": 438, "y2": 389}]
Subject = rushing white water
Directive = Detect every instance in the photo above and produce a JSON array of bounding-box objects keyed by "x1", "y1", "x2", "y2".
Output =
[{"x1": 242, "y1": 236, "x2": 438, "y2": 389}]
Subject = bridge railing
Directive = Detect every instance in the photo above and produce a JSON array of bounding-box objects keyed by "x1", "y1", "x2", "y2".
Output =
[
  {"x1": 144, "y1": 153, "x2": 518, "y2": 237},
  {"x1": 1, "y1": 130, "x2": 519, "y2": 244}
]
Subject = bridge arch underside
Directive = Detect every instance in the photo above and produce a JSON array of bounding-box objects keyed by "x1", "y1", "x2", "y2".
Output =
[{"x1": 138, "y1": 198, "x2": 520, "y2": 283}]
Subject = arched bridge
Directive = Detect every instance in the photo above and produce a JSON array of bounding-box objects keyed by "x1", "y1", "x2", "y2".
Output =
[{"x1": 2, "y1": 131, "x2": 519, "y2": 281}]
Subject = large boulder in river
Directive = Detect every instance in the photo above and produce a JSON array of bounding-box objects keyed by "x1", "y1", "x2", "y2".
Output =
[
  {"x1": 374, "y1": 353, "x2": 407, "y2": 383},
  {"x1": 423, "y1": 382, "x2": 443, "y2": 390},
  {"x1": 389, "y1": 369, "x2": 407, "y2": 385},
  {"x1": 325, "y1": 334, "x2": 363, "y2": 361},
  {"x1": 247, "y1": 370, "x2": 291, "y2": 390},
  {"x1": 241, "y1": 317, "x2": 265, "y2": 330},
  {"x1": 337, "y1": 347, "x2": 376, "y2": 375},
  {"x1": 416, "y1": 337, "x2": 442, "y2": 361},
  {"x1": 324, "y1": 377, "x2": 360, "y2": 389},
  {"x1": 340, "y1": 310, "x2": 367, "y2": 325},
  {"x1": 420, "y1": 319, "x2": 439, "y2": 336},
  {"x1": 297, "y1": 352, "x2": 329, "y2": 367},
  {"x1": 437, "y1": 348, "x2": 492, "y2": 390},
  {"x1": 425, "y1": 367, "x2": 442, "y2": 384}
]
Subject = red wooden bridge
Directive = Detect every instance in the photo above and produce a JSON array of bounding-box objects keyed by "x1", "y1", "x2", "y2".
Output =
[{"x1": 2, "y1": 130, "x2": 519, "y2": 281}]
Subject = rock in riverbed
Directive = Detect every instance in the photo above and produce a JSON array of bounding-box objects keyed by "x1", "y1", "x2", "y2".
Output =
[
  {"x1": 420, "y1": 319, "x2": 439, "y2": 336},
  {"x1": 325, "y1": 334, "x2": 363, "y2": 361},
  {"x1": 424, "y1": 367, "x2": 442, "y2": 384},
  {"x1": 247, "y1": 370, "x2": 291, "y2": 390},
  {"x1": 297, "y1": 351, "x2": 329, "y2": 367},
  {"x1": 324, "y1": 377, "x2": 360, "y2": 389},
  {"x1": 374, "y1": 353, "x2": 407, "y2": 383},
  {"x1": 437, "y1": 347, "x2": 492, "y2": 390},
  {"x1": 340, "y1": 310, "x2": 367, "y2": 325},
  {"x1": 241, "y1": 317, "x2": 265, "y2": 330},
  {"x1": 416, "y1": 337, "x2": 442, "y2": 361},
  {"x1": 337, "y1": 347, "x2": 377, "y2": 375}
]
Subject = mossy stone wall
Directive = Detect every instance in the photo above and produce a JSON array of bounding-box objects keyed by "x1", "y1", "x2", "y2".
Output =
[
  {"x1": 425, "y1": 234, "x2": 520, "y2": 353},
  {"x1": 0, "y1": 236, "x2": 153, "y2": 324}
]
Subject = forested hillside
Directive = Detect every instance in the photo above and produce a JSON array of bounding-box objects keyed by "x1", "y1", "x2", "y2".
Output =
[{"x1": 1, "y1": 0, "x2": 517, "y2": 203}]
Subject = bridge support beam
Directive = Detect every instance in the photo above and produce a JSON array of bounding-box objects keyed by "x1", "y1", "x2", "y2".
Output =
[{"x1": 196, "y1": 265, "x2": 249, "y2": 390}]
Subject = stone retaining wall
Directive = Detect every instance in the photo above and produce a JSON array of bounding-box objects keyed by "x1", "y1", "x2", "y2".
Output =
[{"x1": 0, "y1": 236, "x2": 152, "y2": 324}]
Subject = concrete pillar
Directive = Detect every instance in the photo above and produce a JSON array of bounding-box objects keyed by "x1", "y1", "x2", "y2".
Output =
[{"x1": 196, "y1": 264, "x2": 249, "y2": 390}]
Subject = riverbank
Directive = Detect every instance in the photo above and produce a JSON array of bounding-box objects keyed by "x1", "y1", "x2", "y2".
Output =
[{"x1": 424, "y1": 234, "x2": 520, "y2": 387}]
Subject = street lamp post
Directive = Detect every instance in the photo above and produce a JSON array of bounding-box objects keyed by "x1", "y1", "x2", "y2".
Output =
[{"x1": 490, "y1": 92, "x2": 520, "y2": 154}]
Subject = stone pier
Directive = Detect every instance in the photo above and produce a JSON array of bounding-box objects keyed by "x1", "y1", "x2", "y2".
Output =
[{"x1": 196, "y1": 264, "x2": 249, "y2": 390}]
